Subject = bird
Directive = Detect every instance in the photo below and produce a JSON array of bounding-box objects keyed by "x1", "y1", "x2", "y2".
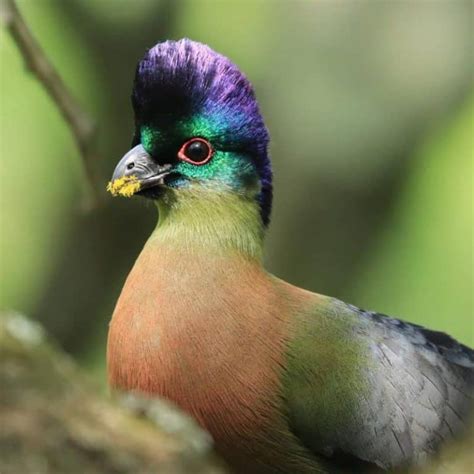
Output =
[{"x1": 106, "y1": 39, "x2": 473, "y2": 474}]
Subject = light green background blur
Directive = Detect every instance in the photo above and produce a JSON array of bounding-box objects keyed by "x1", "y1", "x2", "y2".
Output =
[{"x1": 0, "y1": 0, "x2": 472, "y2": 376}]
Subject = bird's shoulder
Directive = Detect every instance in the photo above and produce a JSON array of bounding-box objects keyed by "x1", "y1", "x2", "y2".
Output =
[{"x1": 345, "y1": 303, "x2": 474, "y2": 369}]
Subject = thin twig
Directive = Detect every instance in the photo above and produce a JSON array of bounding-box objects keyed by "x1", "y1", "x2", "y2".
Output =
[{"x1": 1, "y1": 0, "x2": 102, "y2": 210}]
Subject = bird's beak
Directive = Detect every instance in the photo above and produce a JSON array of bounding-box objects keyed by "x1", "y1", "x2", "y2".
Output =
[{"x1": 107, "y1": 144, "x2": 172, "y2": 197}]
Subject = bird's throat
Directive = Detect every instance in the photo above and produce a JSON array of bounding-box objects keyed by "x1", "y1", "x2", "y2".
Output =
[{"x1": 153, "y1": 186, "x2": 265, "y2": 261}]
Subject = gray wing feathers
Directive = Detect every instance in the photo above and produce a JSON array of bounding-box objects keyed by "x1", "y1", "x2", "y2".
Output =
[
  {"x1": 350, "y1": 307, "x2": 473, "y2": 468},
  {"x1": 286, "y1": 300, "x2": 474, "y2": 471}
]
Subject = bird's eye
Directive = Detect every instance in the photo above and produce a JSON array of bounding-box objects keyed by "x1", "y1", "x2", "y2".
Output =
[{"x1": 177, "y1": 138, "x2": 213, "y2": 165}]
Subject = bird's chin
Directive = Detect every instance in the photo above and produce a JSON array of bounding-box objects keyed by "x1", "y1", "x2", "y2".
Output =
[
  {"x1": 136, "y1": 172, "x2": 183, "y2": 199},
  {"x1": 136, "y1": 185, "x2": 166, "y2": 200}
]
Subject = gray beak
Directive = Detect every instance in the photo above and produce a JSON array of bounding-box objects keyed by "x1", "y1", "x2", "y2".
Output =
[{"x1": 111, "y1": 144, "x2": 172, "y2": 192}]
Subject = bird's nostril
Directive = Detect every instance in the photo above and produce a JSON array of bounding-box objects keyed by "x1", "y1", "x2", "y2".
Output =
[{"x1": 127, "y1": 162, "x2": 135, "y2": 170}]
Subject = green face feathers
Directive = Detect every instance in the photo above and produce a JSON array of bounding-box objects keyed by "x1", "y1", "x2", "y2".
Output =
[{"x1": 139, "y1": 117, "x2": 260, "y2": 197}]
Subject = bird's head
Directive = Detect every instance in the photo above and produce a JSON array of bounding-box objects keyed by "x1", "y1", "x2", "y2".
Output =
[{"x1": 109, "y1": 39, "x2": 272, "y2": 229}]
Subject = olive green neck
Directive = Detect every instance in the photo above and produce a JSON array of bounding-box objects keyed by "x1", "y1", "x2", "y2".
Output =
[{"x1": 152, "y1": 185, "x2": 265, "y2": 262}]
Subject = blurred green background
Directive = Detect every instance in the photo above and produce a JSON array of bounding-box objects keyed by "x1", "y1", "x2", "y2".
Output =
[{"x1": 1, "y1": 0, "x2": 472, "y2": 380}]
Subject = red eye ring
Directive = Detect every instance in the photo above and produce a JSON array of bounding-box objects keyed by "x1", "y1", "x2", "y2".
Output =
[{"x1": 177, "y1": 137, "x2": 214, "y2": 165}]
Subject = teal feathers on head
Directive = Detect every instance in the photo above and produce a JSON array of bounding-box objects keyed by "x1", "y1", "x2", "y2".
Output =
[{"x1": 130, "y1": 39, "x2": 273, "y2": 226}]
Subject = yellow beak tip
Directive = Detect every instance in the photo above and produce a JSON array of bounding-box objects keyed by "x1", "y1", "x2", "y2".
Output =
[{"x1": 106, "y1": 176, "x2": 141, "y2": 198}]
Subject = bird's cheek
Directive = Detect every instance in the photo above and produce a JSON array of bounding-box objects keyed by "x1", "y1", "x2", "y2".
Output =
[
  {"x1": 172, "y1": 162, "x2": 207, "y2": 184},
  {"x1": 164, "y1": 169, "x2": 191, "y2": 189}
]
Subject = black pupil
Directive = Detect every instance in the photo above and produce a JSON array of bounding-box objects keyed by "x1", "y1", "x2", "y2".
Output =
[{"x1": 185, "y1": 140, "x2": 209, "y2": 162}]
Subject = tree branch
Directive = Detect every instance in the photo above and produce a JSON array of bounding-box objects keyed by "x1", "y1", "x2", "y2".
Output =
[
  {"x1": 0, "y1": 311, "x2": 227, "y2": 473},
  {"x1": 1, "y1": 0, "x2": 102, "y2": 210}
]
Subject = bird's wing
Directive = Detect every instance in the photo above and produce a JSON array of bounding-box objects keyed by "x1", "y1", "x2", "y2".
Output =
[{"x1": 283, "y1": 298, "x2": 474, "y2": 471}]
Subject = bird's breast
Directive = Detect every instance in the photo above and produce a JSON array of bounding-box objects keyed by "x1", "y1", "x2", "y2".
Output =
[{"x1": 107, "y1": 239, "x2": 307, "y2": 471}]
